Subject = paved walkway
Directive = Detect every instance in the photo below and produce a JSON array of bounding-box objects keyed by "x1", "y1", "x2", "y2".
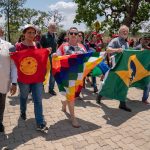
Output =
[{"x1": 0, "y1": 84, "x2": 150, "y2": 150}]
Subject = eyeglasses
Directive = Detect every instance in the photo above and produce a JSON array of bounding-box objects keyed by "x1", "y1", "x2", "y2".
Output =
[
  {"x1": 69, "y1": 32, "x2": 78, "y2": 36},
  {"x1": 78, "y1": 34, "x2": 83, "y2": 37}
]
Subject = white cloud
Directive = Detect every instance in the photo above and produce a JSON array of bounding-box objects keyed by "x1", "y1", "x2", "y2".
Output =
[{"x1": 48, "y1": 1, "x2": 86, "y2": 31}]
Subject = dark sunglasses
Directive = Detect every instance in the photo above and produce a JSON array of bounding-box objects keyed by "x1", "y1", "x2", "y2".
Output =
[
  {"x1": 69, "y1": 32, "x2": 78, "y2": 36},
  {"x1": 78, "y1": 34, "x2": 83, "y2": 37}
]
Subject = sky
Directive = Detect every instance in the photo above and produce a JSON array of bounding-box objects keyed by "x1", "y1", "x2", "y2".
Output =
[{"x1": 24, "y1": 0, "x2": 87, "y2": 31}]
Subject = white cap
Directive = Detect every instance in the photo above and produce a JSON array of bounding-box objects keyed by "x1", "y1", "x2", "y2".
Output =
[{"x1": 22, "y1": 24, "x2": 36, "y2": 32}]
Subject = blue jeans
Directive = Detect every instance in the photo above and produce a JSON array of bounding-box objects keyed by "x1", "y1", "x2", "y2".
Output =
[
  {"x1": 49, "y1": 55, "x2": 55, "y2": 91},
  {"x1": 18, "y1": 82, "x2": 44, "y2": 125},
  {"x1": 142, "y1": 83, "x2": 150, "y2": 102}
]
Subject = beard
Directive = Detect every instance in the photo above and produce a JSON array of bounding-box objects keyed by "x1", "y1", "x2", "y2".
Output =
[{"x1": 120, "y1": 34, "x2": 128, "y2": 40}]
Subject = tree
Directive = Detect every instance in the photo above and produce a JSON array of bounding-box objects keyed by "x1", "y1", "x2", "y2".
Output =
[
  {"x1": 20, "y1": 9, "x2": 63, "y2": 31},
  {"x1": 48, "y1": 10, "x2": 64, "y2": 24},
  {"x1": 0, "y1": 2, "x2": 50, "y2": 42},
  {"x1": 33, "y1": 10, "x2": 49, "y2": 30},
  {"x1": 0, "y1": 1, "x2": 64, "y2": 42},
  {"x1": 47, "y1": 10, "x2": 64, "y2": 28},
  {"x1": 141, "y1": 21, "x2": 150, "y2": 32},
  {"x1": 0, "y1": 0, "x2": 27, "y2": 42},
  {"x1": 73, "y1": 0, "x2": 150, "y2": 34},
  {"x1": 18, "y1": 8, "x2": 48, "y2": 30}
]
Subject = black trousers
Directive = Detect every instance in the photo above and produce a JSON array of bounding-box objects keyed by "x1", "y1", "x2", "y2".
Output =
[
  {"x1": 120, "y1": 101, "x2": 126, "y2": 106},
  {"x1": 0, "y1": 93, "x2": 6, "y2": 123}
]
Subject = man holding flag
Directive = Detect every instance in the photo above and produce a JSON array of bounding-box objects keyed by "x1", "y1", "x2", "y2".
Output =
[{"x1": 97, "y1": 25, "x2": 132, "y2": 112}]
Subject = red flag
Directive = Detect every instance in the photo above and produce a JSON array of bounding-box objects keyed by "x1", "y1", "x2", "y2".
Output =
[{"x1": 11, "y1": 48, "x2": 49, "y2": 84}]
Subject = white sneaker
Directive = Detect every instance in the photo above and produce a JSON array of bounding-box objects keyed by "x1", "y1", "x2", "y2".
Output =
[{"x1": 28, "y1": 93, "x2": 32, "y2": 100}]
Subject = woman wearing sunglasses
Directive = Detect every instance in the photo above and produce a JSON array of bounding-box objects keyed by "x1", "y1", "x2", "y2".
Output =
[{"x1": 53, "y1": 27, "x2": 86, "y2": 128}]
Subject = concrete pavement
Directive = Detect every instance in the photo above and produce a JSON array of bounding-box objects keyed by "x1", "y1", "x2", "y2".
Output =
[{"x1": 0, "y1": 85, "x2": 150, "y2": 150}]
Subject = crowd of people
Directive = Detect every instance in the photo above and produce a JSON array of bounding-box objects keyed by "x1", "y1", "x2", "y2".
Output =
[{"x1": 0, "y1": 23, "x2": 150, "y2": 133}]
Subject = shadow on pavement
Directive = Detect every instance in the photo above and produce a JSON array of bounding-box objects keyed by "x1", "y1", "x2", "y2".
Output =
[
  {"x1": 42, "y1": 92, "x2": 53, "y2": 99},
  {"x1": 46, "y1": 112, "x2": 101, "y2": 141},
  {"x1": 7, "y1": 95, "x2": 20, "y2": 106},
  {"x1": 80, "y1": 88, "x2": 97, "y2": 100},
  {"x1": 99, "y1": 99, "x2": 150, "y2": 127},
  {"x1": 0, "y1": 118, "x2": 37, "y2": 150},
  {"x1": 75, "y1": 98, "x2": 100, "y2": 108},
  {"x1": 0, "y1": 115, "x2": 101, "y2": 149},
  {"x1": 75, "y1": 89, "x2": 106, "y2": 108}
]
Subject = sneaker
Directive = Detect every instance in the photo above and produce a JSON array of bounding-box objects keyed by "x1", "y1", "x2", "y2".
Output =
[
  {"x1": 49, "y1": 90, "x2": 57, "y2": 96},
  {"x1": 20, "y1": 112, "x2": 26, "y2": 120},
  {"x1": 36, "y1": 124, "x2": 48, "y2": 132},
  {"x1": 28, "y1": 93, "x2": 32, "y2": 100},
  {"x1": 0, "y1": 123, "x2": 4, "y2": 132}
]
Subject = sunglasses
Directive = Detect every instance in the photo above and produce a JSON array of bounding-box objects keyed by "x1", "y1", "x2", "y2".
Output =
[
  {"x1": 78, "y1": 34, "x2": 83, "y2": 37},
  {"x1": 69, "y1": 32, "x2": 78, "y2": 36}
]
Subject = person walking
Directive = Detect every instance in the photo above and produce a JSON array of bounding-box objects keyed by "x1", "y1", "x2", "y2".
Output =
[
  {"x1": 0, "y1": 26, "x2": 17, "y2": 132},
  {"x1": 40, "y1": 22, "x2": 57, "y2": 96},
  {"x1": 15, "y1": 24, "x2": 48, "y2": 131},
  {"x1": 53, "y1": 27, "x2": 86, "y2": 128},
  {"x1": 97, "y1": 25, "x2": 132, "y2": 112}
]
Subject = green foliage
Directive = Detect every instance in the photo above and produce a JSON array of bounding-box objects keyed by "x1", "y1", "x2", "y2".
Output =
[
  {"x1": 0, "y1": 0, "x2": 27, "y2": 42},
  {"x1": 0, "y1": 0, "x2": 64, "y2": 43},
  {"x1": 73, "y1": 0, "x2": 150, "y2": 34}
]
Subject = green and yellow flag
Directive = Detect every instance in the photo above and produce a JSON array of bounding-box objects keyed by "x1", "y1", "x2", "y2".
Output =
[{"x1": 99, "y1": 50, "x2": 150, "y2": 101}]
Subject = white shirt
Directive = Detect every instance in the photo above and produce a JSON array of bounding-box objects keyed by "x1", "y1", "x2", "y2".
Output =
[{"x1": 0, "y1": 38, "x2": 17, "y2": 94}]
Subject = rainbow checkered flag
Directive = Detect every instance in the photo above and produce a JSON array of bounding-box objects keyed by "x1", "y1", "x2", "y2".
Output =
[{"x1": 52, "y1": 52, "x2": 105, "y2": 101}]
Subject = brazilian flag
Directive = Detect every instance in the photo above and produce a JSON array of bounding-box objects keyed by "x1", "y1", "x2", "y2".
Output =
[{"x1": 99, "y1": 50, "x2": 150, "y2": 102}]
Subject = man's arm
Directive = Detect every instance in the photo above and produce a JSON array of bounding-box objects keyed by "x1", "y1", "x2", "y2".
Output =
[
  {"x1": 10, "y1": 59, "x2": 17, "y2": 95},
  {"x1": 107, "y1": 47, "x2": 123, "y2": 53},
  {"x1": 106, "y1": 39, "x2": 123, "y2": 54}
]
